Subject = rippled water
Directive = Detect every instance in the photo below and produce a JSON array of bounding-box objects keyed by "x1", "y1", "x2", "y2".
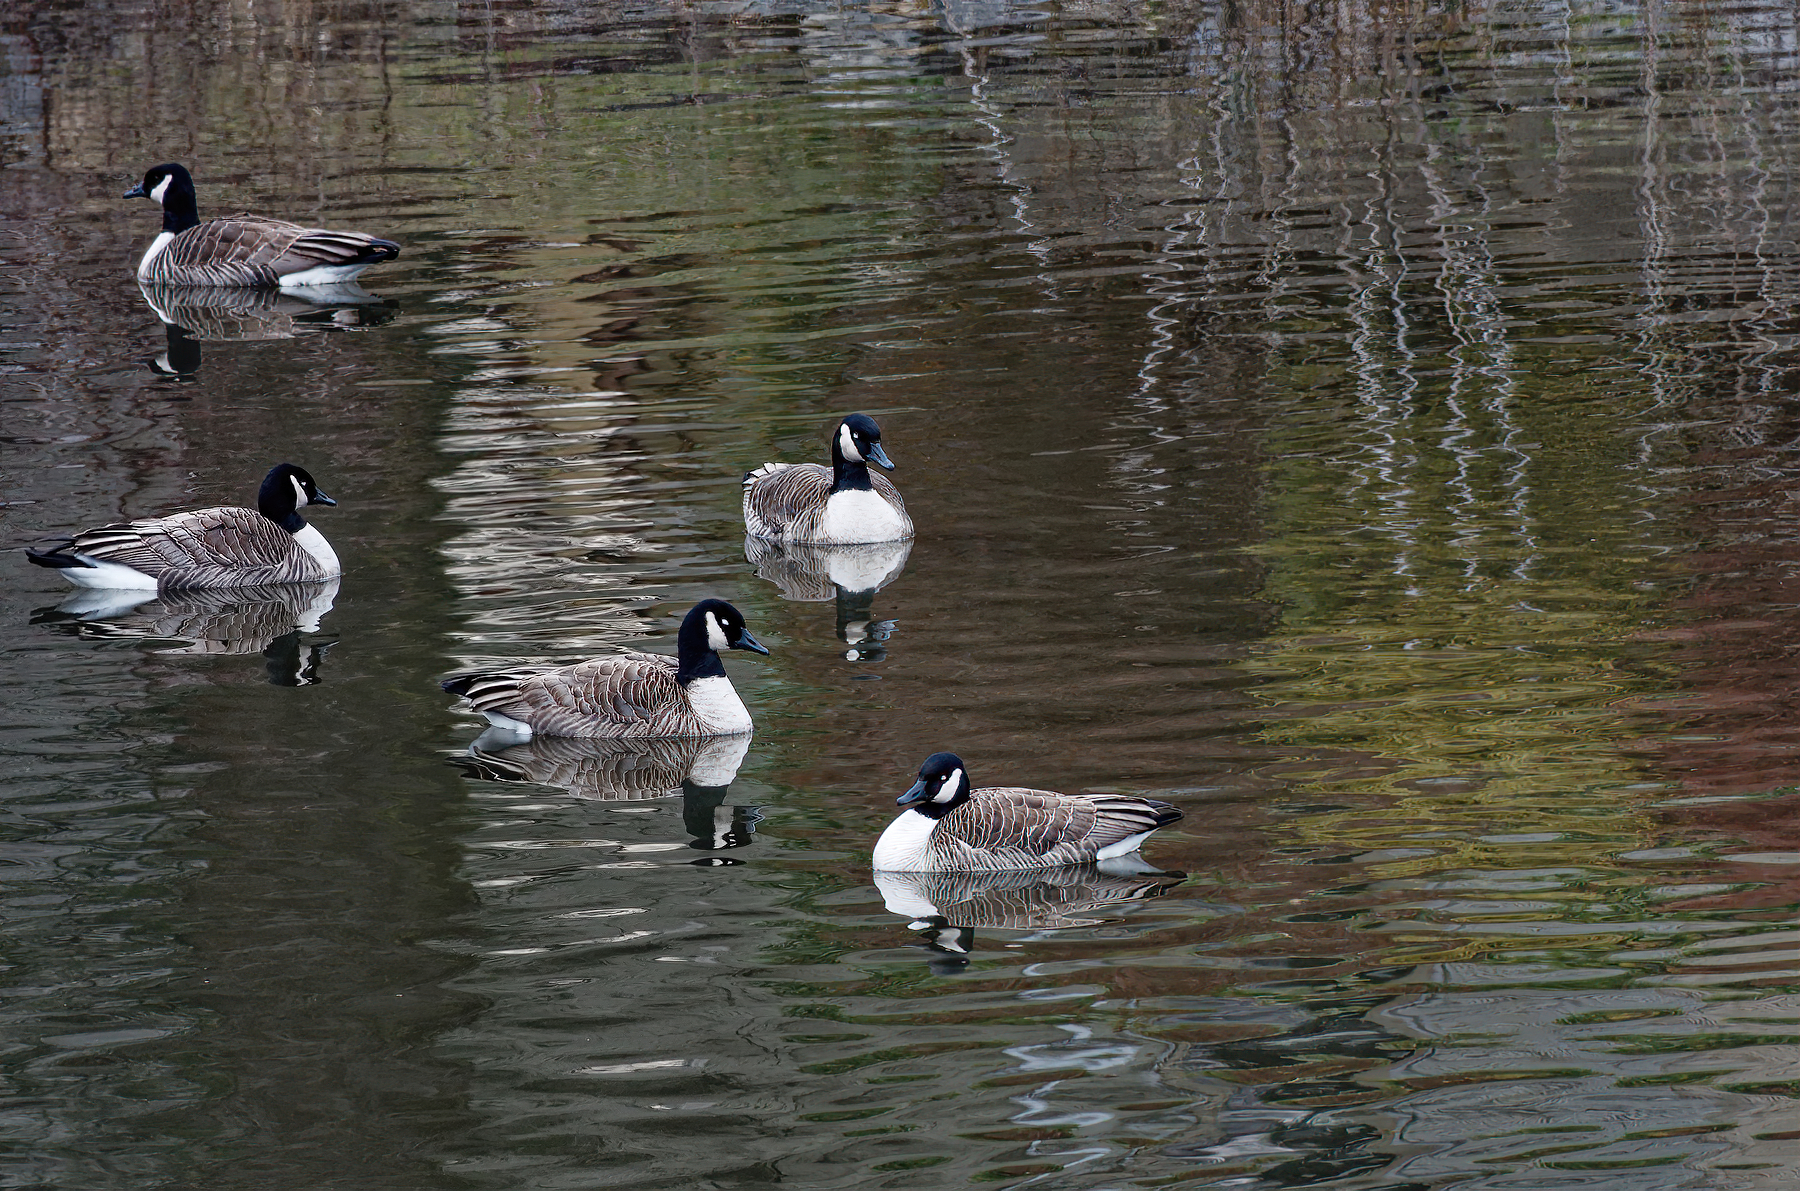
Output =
[{"x1": 2, "y1": 1, "x2": 1797, "y2": 1187}]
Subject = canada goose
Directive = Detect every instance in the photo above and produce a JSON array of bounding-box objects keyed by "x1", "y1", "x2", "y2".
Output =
[
  {"x1": 743, "y1": 414, "x2": 913, "y2": 544},
  {"x1": 25, "y1": 464, "x2": 341, "y2": 591},
  {"x1": 873, "y1": 752, "x2": 1182, "y2": 872},
  {"x1": 125, "y1": 164, "x2": 400, "y2": 288},
  {"x1": 441, "y1": 598, "x2": 769, "y2": 739}
]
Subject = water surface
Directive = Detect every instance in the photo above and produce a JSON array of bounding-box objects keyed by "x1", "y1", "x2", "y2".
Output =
[{"x1": 1, "y1": 2, "x2": 1796, "y2": 1188}]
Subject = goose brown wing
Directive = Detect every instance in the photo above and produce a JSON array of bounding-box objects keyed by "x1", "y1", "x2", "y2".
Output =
[
  {"x1": 941, "y1": 789, "x2": 1096, "y2": 865},
  {"x1": 742, "y1": 462, "x2": 832, "y2": 540},
  {"x1": 460, "y1": 653, "x2": 685, "y2": 738},
  {"x1": 939, "y1": 788, "x2": 1181, "y2": 869},
  {"x1": 156, "y1": 216, "x2": 398, "y2": 285},
  {"x1": 71, "y1": 507, "x2": 318, "y2": 589}
]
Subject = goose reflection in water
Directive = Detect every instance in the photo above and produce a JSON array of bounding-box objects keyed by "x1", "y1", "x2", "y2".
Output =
[
  {"x1": 138, "y1": 282, "x2": 395, "y2": 376},
  {"x1": 453, "y1": 732, "x2": 760, "y2": 863},
  {"x1": 34, "y1": 578, "x2": 340, "y2": 686},
  {"x1": 744, "y1": 537, "x2": 911, "y2": 661},
  {"x1": 874, "y1": 860, "x2": 1184, "y2": 975}
]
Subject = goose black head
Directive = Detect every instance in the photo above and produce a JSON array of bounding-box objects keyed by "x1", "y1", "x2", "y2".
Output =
[
  {"x1": 257, "y1": 463, "x2": 337, "y2": 532},
  {"x1": 832, "y1": 413, "x2": 895, "y2": 472},
  {"x1": 124, "y1": 164, "x2": 199, "y2": 233},
  {"x1": 124, "y1": 163, "x2": 193, "y2": 205},
  {"x1": 676, "y1": 598, "x2": 769, "y2": 682},
  {"x1": 897, "y1": 751, "x2": 972, "y2": 817}
]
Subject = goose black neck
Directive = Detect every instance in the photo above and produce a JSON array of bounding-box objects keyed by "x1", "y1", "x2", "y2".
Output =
[
  {"x1": 256, "y1": 474, "x2": 306, "y2": 534},
  {"x1": 910, "y1": 796, "x2": 959, "y2": 820},
  {"x1": 831, "y1": 438, "x2": 874, "y2": 493},
  {"x1": 675, "y1": 611, "x2": 725, "y2": 685},
  {"x1": 162, "y1": 191, "x2": 200, "y2": 235}
]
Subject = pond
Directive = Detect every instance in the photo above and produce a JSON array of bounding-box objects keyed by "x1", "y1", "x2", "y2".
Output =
[{"x1": 1, "y1": 1, "x2": 1795, "y2": 1188}]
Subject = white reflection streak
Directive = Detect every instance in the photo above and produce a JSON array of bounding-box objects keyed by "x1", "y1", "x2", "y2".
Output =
[
  {"x1": 1132, "y1": 96, "x2": 1227, "y2": 407},
  {"x1": 997, "y1": 1021, "x2": 1182, "y2": 1184},
  {"x1": 1551, "y1": 0, "x2": 1576, "y2": 198},
  {"x1": 1471, "y1": 163, "x2": 1536, "y2": 585},
  {"x1": 1132, "y1": 197, "x2": 1199, "y2": 408},
  {"x1": 1346, "y1": 118, "x2": 1421, "y2": 584},
  {"x1": 1134, "y1": 23, "x2": 1254, "y2": 406},
  {"x1": 1738, "y1": 40, "x2": 1788, "y2": 406},
  {"x1": 1419, "y1": 123, "x2": 1537, "y2": 584},
  {"x1": 1260, "y1": 111, "x2": 1305, "y2": 323},
  {"x1": 946, "y1": 10, "x2": 1055, "y2": 281},
  {"x1": 1382, "y1": 67, "x2": 1427, "y2": 582},
  {"x1": 1635, "y1": 1, "x2": 1675, "y2": 434},
  {"x1": 1703, "y1": 20, "x2": 1791, "y2": 469}
]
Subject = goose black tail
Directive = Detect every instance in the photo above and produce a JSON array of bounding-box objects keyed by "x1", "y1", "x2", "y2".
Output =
[
  {"x1": 1147, "y1": 799, "x2": 1183, "y2": 829},
  {"x1": 360, "y1": 239, "x2": 402, "y2": 264},
  {"x1": 25, "y1": 542, "x2": 88, "y2": 570},
  {"x1": 441, "y1": 673, "x2": 480, "y2": 697}
]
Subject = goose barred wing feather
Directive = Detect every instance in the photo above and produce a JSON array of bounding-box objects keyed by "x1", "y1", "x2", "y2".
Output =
[
  {"x1": 456, "y1": 652, "x2": 685, "y2": 738},
  {"x1": 69, "y1": 507, "x2": 326, "y2": 590},
  {"x1": 742, "y1": 462, "x2": 831, "y2": 540},
  {"x1": 147, "y1": 216, "x2": 399, "y2": 286},
  {"x1": 936, "y1": 788, "x2": 1181, "y2": 870},
  {"x1": 742, "y1": 463, "x2": 908, "y2": 541}
]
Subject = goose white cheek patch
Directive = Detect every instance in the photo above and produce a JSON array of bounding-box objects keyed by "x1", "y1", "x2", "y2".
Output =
[
  {"x1": 838, "y1": 423, "x2": 863, "y2": 463},
  {"x1": 933, "y1": 769, "x2": 964, "y2": 803},
  {"x1": 705, "y1": 612, "x2": 729, "y2": 652},
  {"x1": 150, "y1": 175, "x2": 172, "y2": 204},
  {"x1": 291, "y1": 475, "x2": 309, "y2": 508}
]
